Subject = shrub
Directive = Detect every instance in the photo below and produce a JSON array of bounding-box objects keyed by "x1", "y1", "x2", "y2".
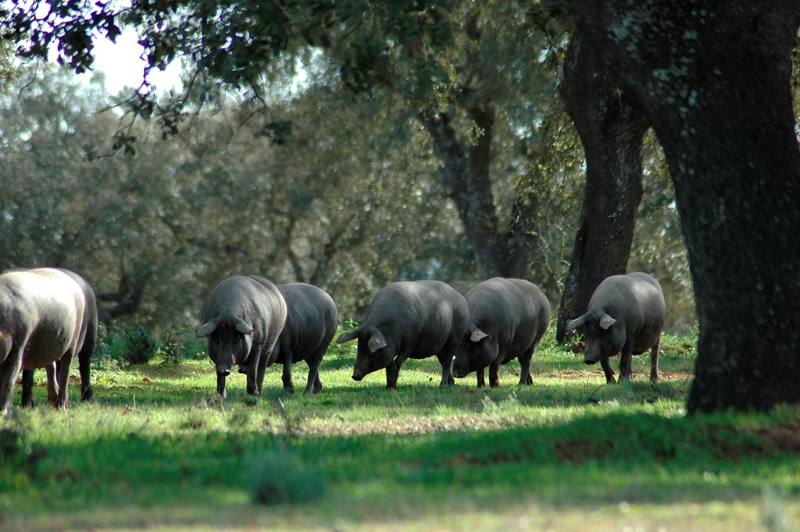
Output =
[
  {"x1": 325, "y1": 320, "x2": 359, "y2": 359},
  {"x1": 123, "y1": 325, "x2": 158, "y2": 364},
  {"x1": 244, "y1": 450, "x2": 325, "y2": 506},
  {"x1": 155, "y1": 327, "x2": 208, "y2": 364},
  {"x1": 95, "y1": 323, "x2": 158, "y2": 365}
]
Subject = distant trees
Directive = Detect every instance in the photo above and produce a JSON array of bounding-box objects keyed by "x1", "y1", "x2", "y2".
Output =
[
  {"x1": 5, "y1": 3, "x2": 761, "y2": 414},
  {"x1": 0, "y1": 68, "x2": 466, "y2": 326}
]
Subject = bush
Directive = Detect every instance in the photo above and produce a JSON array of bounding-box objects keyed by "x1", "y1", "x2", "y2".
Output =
[
  {"x1": 325, "y1": 320, "x2": 359, "y2": 359},
  {"x1": 156, "y1": 327, "x2": 207, "y2": 364},
  {"x1": 122, "y1": 325, "x2": 158, "y2": 365},
  {"x1": 244, "y1": 450, "x2": 325, "y2": 506},
  {"x1": 95, "y1": 323, "x2": 157, "y2": 365}
]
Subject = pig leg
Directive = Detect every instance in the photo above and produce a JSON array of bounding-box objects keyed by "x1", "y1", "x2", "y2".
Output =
[
  {"x1": 281, "y1": 353, "x2": 295, "y2": 393},
  {"x1": 78, "y1": 346, "x2": 93, "y2": 402},
  {"x1": 619, "y1": 346, "x2": 633, "y2": 382},
  {"x1": 0, "y1": 345, "x2": 24, "y2": 416},
  {"x1": 246, "y1": 353, "x2": 262, "y2": 396},
  {"x1": 216, "y1": 373, "x2": 227, "y2": 398},
  {"x1": 386, "y1": 355, "x2": 408, "y2": 389},
  {"x1": 649, "y1": 337, "x2": 660, "y2": 384},
  {"x1": 46, "y1": 362, "x2": 60, "y2": 406},
  {"x1": 55, "y1": 350, "x2": 74, "y2": 410},
  {"x1": 21, "y1": 369, "x2": 34, "y2": 408},
  {"x1": 255, "y1": 351, "x2": 269, "y2": 395},
  {"x1": 477, "y1": 368, "x2": 486, "y2": 388},
  {"x1": 600, "y1": 357, "x2": 616, "y2": 384},
  {"x1": 518, "y1": 346, "x2": 535, "y2": 386},
  {"x1": 489, "y1": 360, "x2": 501, "y2": 388},
  {"x1": 303, "y1": 356, "x2": 322, "y2": 395},
  {"x1": 436, "y1": 353, "x2": 454, "y2": 388}
]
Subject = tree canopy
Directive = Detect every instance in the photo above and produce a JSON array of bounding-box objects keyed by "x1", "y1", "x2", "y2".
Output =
[{"x1": 2, "y1": 1, "x2": 799, "y2": 412}]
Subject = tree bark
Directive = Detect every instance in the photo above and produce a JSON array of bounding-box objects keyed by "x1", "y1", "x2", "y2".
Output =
[
  {"x1": 556, "y1": 31, "x2": 649, "y2": 341},
  {"x1": 97, "y1": 266, "x2": 151, "y2": 320},
  {"x1": 569, "y1": 1, "x2": 800, "y2": 411},
  {"x1": 419, "y1": 107, "x2": 535, "y2": 278}
]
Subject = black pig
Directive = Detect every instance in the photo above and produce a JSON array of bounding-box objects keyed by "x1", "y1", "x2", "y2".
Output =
[
  {"x1": 337, "y1": 281, "x2": 468, "y2": 389},
  {"x1": 268, "y1": 283, "x2": 337, "y2": 394},
  {"x1": 567, "y1": 272, "x2": 665, "y2": 383},
  {"x1": 196, "y1": 275, "x2": 287, "y2": 398},
  {"x1": 453, "y1": 278, "x2": 550, "y2": 388}
]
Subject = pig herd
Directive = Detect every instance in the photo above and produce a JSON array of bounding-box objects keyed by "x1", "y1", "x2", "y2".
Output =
[{"x1": 0, "y1": 267, "x2": 666, "y2": 414}]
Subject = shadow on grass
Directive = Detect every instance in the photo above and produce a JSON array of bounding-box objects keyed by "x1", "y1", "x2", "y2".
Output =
[{"x1": 3, "y1": 409, "x2": 798, "y2": 529}]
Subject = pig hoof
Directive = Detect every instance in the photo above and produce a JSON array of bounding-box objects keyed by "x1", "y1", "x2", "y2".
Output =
[
  {"x1": 81, "y1": 387, "x2": 93, "y2": 401},
  {"x1": 21, "y1": 400, "x2": 34, "y2": 408}
]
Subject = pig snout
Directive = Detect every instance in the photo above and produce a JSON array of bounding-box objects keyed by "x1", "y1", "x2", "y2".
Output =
[
  {"x1": 452, "y1": 365, "x2": 469, "y2": 378},
  {"x1": 352, "y1": 371, "x2": 364, "y2": 381},
  {"x1": 218, "y1": 368, "x2": 232, "y2": 376},
  {"x1": 583, "y1": 344, "x2": 601, "y2": 365}
]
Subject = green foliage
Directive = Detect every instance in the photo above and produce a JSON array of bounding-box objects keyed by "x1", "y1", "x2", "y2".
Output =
[
  {"x1": 120, "y1": 325, "x2": 158, "y2": 365},
  {"x1": 156, "y1": 328, "x2": 207, "y2": 364},
  {"x1": 96, "y1": 323, "x2": 157, "y2": 366},
  {"x1": 245, "y1": 449, "x2": 325, "y2": 506}
]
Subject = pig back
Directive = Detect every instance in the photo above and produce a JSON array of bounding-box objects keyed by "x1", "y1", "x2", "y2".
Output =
[
  {"x1": 202, "y1": 275, "x2": 287, "y2": 351},
  {"x1": 0, "y1": 268, "x2": 86, "y2": 368},
  {"x1": 467, "y1": 278, "x2": 550, "y2": 359},
  {"x1": 367, "y1": 280, "x2": 468, "y2": 356},
  {"x1": 278, "y1": 283, "x2": 338, "y2": 358},
  {"x1": 590, "y1": 273, "x2": 665, "y2": 349}
]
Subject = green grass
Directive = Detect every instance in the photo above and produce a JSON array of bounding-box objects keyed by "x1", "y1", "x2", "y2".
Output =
[{"x1": 1, "y1": 329, "x2": 799, "y2": 530}]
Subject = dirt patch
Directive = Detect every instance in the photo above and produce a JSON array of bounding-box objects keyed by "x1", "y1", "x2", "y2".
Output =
[
  {"x1": 447, "y1": 452, "x2": 522, "y2": 467},
  {"x1": 554, "y1": 440, "x2": 611, "y2": 463},
  {"x1": 659, "y1": 371, "x2": 693, "y2": 381},
  {"x1": 707, "y1": 424, "x2": 800, "y2": 461},
  {"x1": 53, "y1": 467, "x2": 80, "y2": 482},
  {"x1": 543, "y1": 369, "x2": 692, "y2": 382},
  {"x1": 751, "y1": 426, "x2": 800, "y2": 454}
]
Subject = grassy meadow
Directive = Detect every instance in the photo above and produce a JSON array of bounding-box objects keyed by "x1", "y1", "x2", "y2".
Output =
[{"x1": 1, "y1": 329, "x2": 799, "y2": 530}]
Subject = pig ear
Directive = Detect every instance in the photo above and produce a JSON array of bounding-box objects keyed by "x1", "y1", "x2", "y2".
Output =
[
  {"x1": 367, "y1": 329, "x2": 388, "y2": 353},
  {"x1": 470, "y1": 328, "x2": 489, "y2": 342},
  {"x1": 566, "y1": 314, "x2": 588, "y2": 331},
  {"x1": 337, "y1": 329, "x2": 359, "y2": 344},
  {"x1": 233, "y1": 316, "x2": 253, "y2": 335},
  {"x1": 599, "y1": 313, "x2": 617, "y2": 330},
  {"x1": 196, "y1": 317, "x2": 219, "y2": 338}
]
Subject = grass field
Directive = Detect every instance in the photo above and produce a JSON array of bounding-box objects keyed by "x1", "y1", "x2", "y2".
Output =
[{"x1": 1, "y1": 330, "x2": 799, "y2": 530}]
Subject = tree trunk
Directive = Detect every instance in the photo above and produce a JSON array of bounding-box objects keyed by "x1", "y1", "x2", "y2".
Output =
[
  {"x1": 419, "y1": 107, "x2": 535, "y2": 278},
  {"x1": 569, "y1": 1, "x2": 800, "y2": 411},
  {"x1": 555, "y1": 31, "x2": 649, "y2": 341}
]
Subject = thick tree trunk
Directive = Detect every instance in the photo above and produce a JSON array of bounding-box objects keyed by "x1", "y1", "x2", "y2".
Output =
[
  {"x1": 555, "y1": 31, "x2": 649, "y2": 341},
  {"x1": 570, "y1": 1, "x2": 800, "y2": 411},
  {"x1": 420, "y1": 108, "x2": 535, "y2": 278}
]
